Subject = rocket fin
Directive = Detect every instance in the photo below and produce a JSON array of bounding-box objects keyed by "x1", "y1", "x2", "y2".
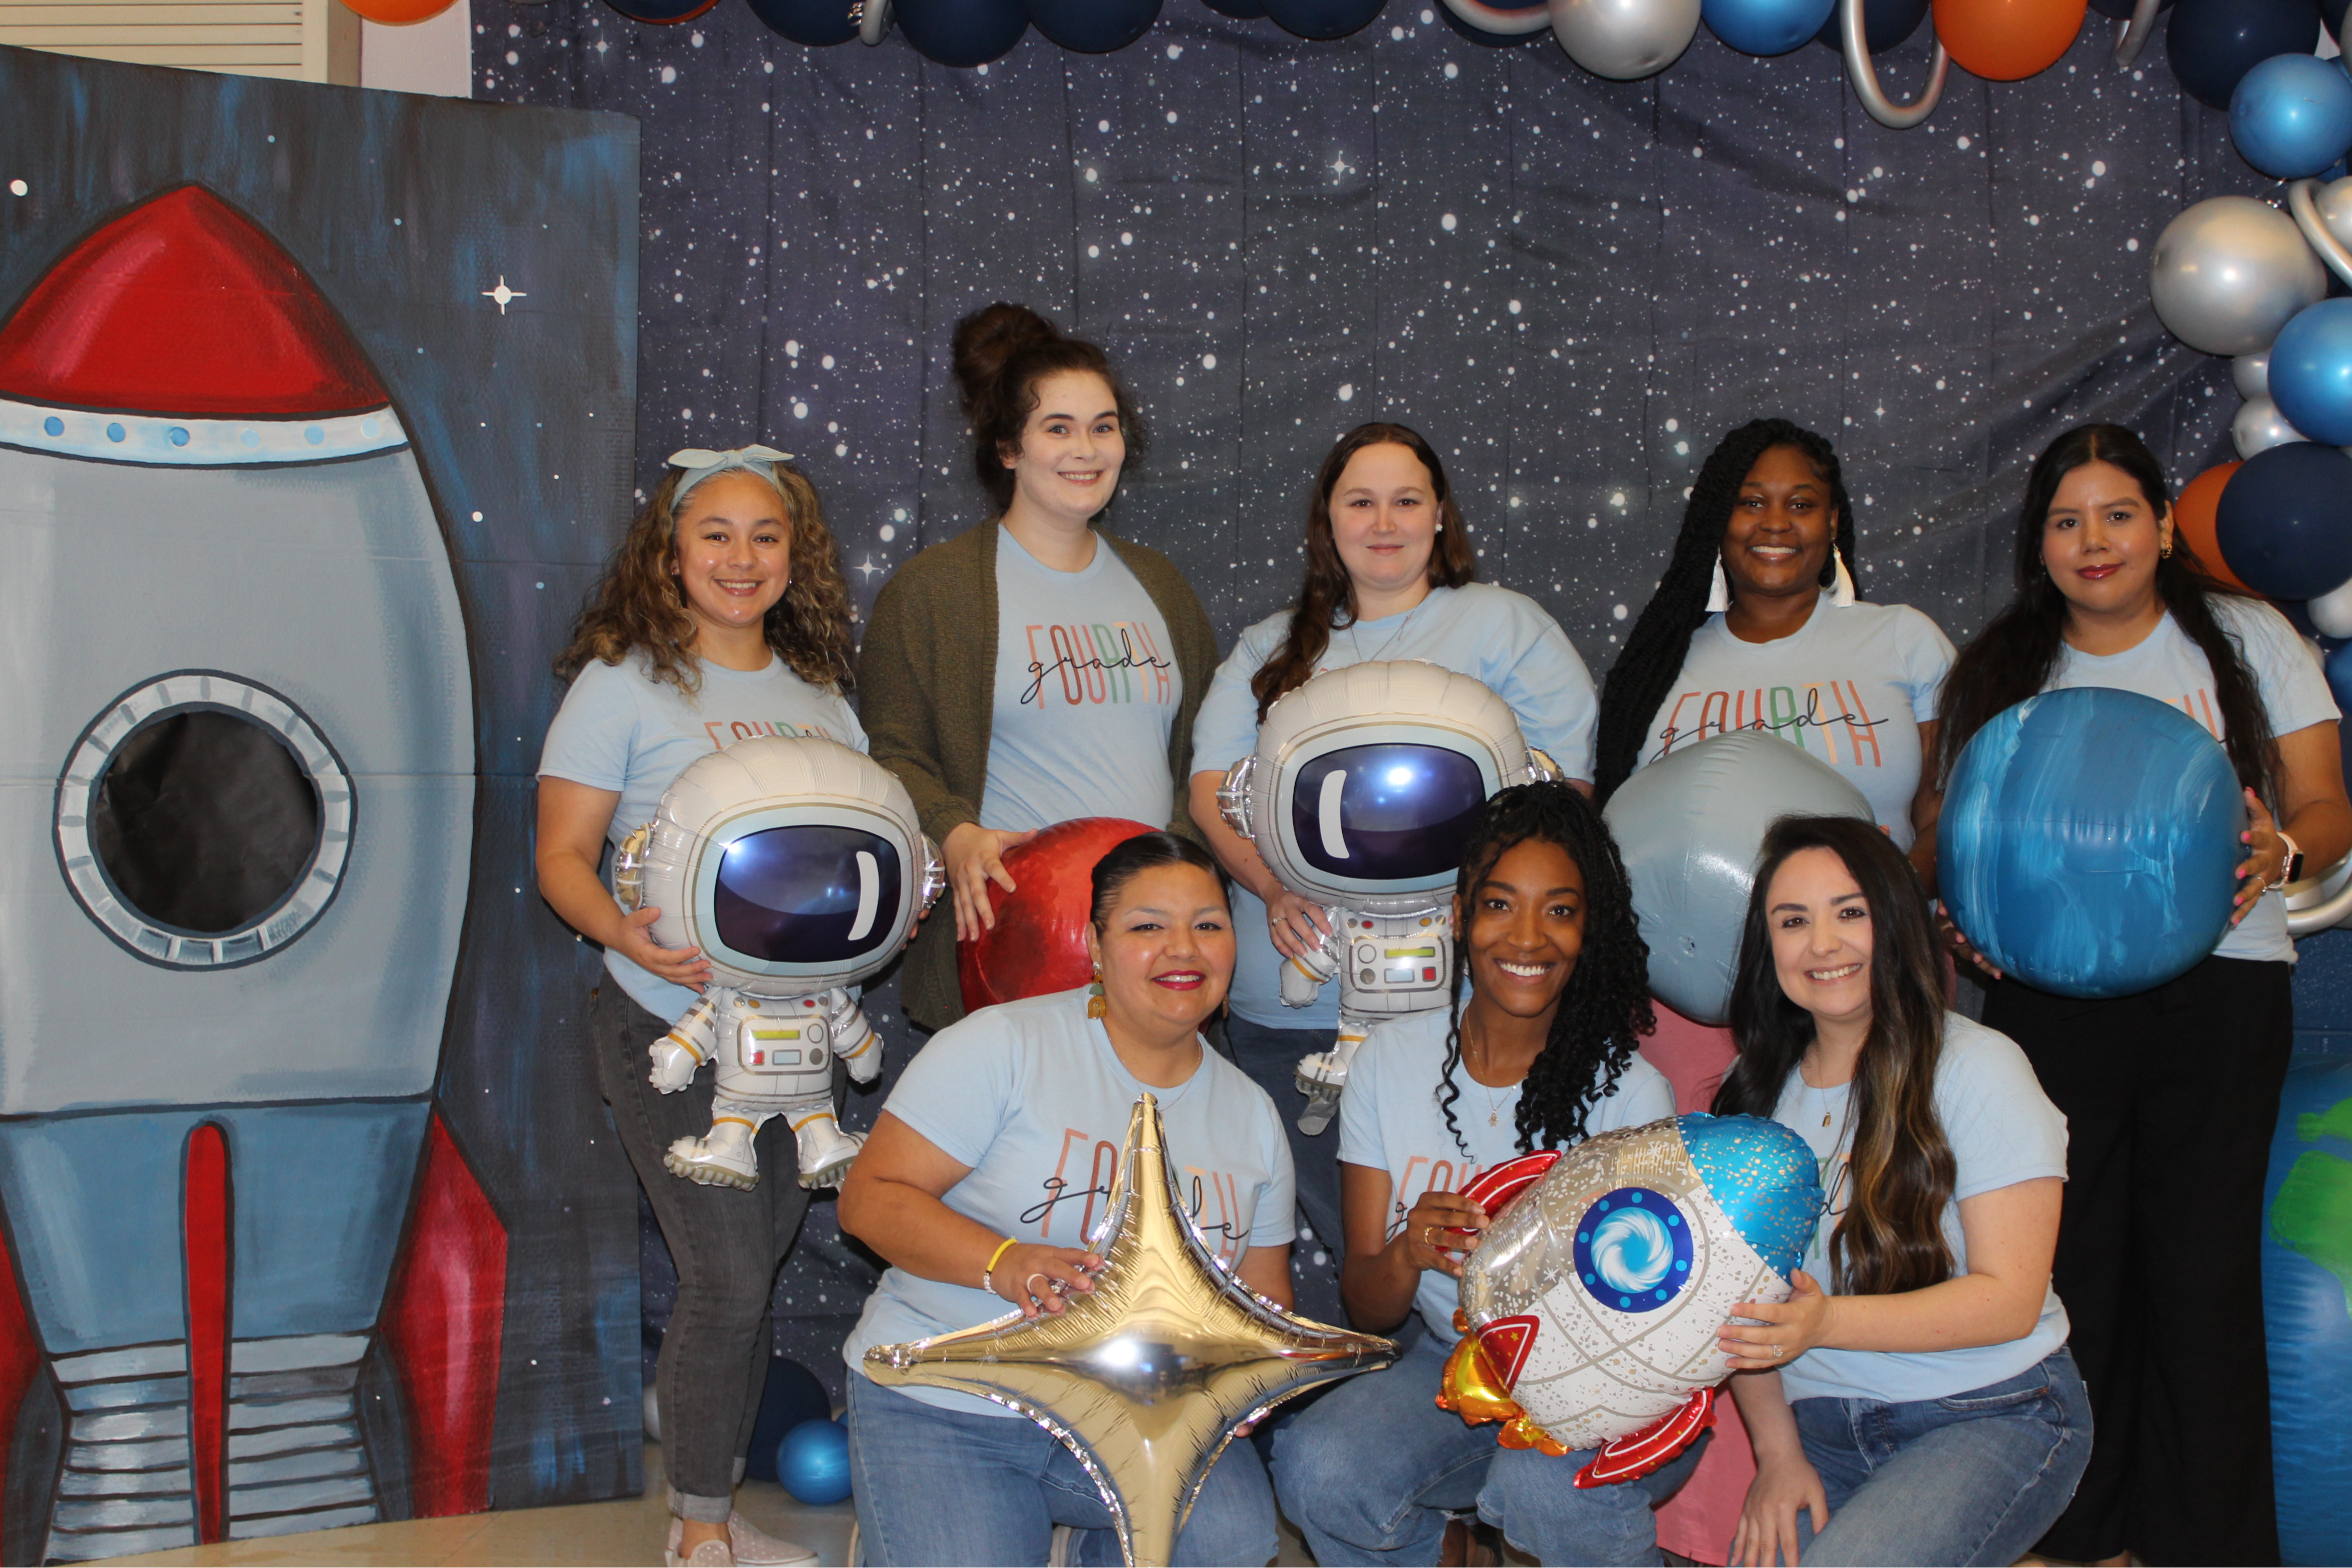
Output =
[{"x1": 1573, "y1": 1386, "x2": 1717, "y2": 1488}]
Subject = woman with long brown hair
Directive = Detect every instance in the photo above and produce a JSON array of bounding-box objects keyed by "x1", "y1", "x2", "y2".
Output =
[
  {"x1": 537, "y1": 446, "x2": 858, "y2": 1568},
  {"x1": 1712, "y1": 816, "x2": 2086, "y2": 1567},
  {"x1": 1188, "y1": 421, "x2": 1599, "y2": 1323},
  {"x1": 1933, "y1": 422, "x2": 2349, "y2": 1566}
]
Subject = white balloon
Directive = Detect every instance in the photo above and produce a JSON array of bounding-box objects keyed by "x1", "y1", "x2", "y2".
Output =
[
  {"x1": 2235, "y1": 350, "x2": 2272, "y2": 401},
  {"x1": 2235, "y1": 395, "x2": 2309, "y2": 459},
  {"x1": 1550, "y1": 0, "x2": 1701, "y2": 79},
  {"x1": 2150, "y1": 197, "x2": 2329, "y2": 357},
  {"x1": 2319, "y1": 176, "x2": 2352, "y2": 253},
  {"x1": 2311, "y1": 576, "x2": 2352, "y2": 639}
]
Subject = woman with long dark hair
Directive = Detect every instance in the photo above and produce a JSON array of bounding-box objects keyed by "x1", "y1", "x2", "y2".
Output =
[
  {"x1": 838, "y1": 833, "x2": 1290, "y2": 1567},
  {"x1": 861, "y1": 304, "x2": 1219, "y2": 1034},
  {"x1": 1713, "y1": 816, "x2": 2087, "y2": 1568},
  {"x1": 1589, "y1": 420, "x2": 1956, "y2": 1558},
  {"x1": 1934, "y1": 422, "x2": 2350, "y2": 1566},
  {"x1": 1188, "y1": 422, "x2": 1600, "y2": 1322},
  {"x1": 1271, "y1": 784, "x2": 1683, "y2": 1565}
]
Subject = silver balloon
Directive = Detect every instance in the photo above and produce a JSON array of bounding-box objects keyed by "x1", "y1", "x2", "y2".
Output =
[
  {"x1": 2289, "y1": 176, "x2": 2352, "y2": 291},
  {"x1": 2150, "y1": 197, "x2": 2328, "y2": 357},
  {"x1": 2311, "y1": 575, "x2": 2352, "y2": 639},
  {"x1": 2234, "y1": 350, "x2": 2272, "y2": 401},
  {"x1": 2234, "y1": 396, "x2": 2309, "y2": 459},
  {"x1": 1550, "y1": 0, "x2": 1701, "y2": 80}
]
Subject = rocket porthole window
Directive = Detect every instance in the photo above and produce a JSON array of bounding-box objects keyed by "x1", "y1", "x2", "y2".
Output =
[
  {"x1": 1572, "y1": 1188, "x2": 1697, "y2": 1313},
  {"x1": 53, "y1": 672, "x2": 353, "y2": 969}
]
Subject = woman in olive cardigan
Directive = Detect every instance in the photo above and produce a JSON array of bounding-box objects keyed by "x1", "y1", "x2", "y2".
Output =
[{"x1": 860, "y1": 305, "x2": 1217, "y2": 1032}]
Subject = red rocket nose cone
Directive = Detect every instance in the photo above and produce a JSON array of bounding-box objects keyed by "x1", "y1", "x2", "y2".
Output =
[{"x1": 0, "y1": 185, "x2": 388, "y2": 417}]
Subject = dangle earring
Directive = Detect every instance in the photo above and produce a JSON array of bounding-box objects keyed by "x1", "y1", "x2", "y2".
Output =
[
  {"x1": 1828, "y1": 547, "x2": 1857, "y2": 608},
  {"x1": 1706, "y1": 557, "x2": 1732, "y2": 614},
  {"x1": 1087, "y1": 965, "x2": 1107, "y2": 1020}
]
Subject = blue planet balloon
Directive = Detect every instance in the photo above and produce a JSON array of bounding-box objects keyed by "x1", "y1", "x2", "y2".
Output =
[
  {"x1": 1264, "y1": 0, "x2": 1387, "y2": 38},
  {"x1": 746, "y1": 0, "x2": 860, "y2": 42},
  {"x1": 2263, "y1": 1056, "x2": 2352, "y2": 1567},
  {"x1": 2216, "y1": 441, "x2": 2352, "y2": 601},
  {"x1": 776, "y1": 1416, "x2": 854, "y2": 1505},
  {"x1": 743, "y1": 1357, "x2": 832, "y2": 1484},
  {"x1": 2233, "y1": 53, "x2": 2352, "y2": 179},
  {"x1": 2169, "y1": 0, "x2": 2329, "y2": 111},
  {"x1": 1938, "y1": 688, "x2": 2243, "y2": 999},
  {"x1": 1028, "y1": 0, "x2": 1161, "y2": 51},
  {"x1": 2327, "y1": 638, "x2": 2352, "y2": 713},
  {"x1": 896, "y1": 0, "x2": 1028, "y2": 65},
  {"x1": 1707, "y1": 0, "x2": 1835, "y2": 54},
  {"x1": 1810, "y1": 0, "x2": 1928, "y2": 51},
  {"x1": 2269, "y1": 299, "x2": 2352, "y2": 447}
]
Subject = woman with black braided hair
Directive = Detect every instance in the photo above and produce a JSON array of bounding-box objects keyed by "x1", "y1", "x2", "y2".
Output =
[{"x1": 1270, "y1": 783, "x2": 1682, "y2": 1566}]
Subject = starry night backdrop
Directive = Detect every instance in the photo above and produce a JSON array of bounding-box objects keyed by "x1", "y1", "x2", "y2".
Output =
[{"x1": 475, "y1": 0, "x2": 2276, "y2": 1400}]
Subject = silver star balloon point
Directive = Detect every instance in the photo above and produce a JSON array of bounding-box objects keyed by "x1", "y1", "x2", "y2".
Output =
[{"x1": 863, "y1": 1092, "x2": 1397, "y2": 1567}]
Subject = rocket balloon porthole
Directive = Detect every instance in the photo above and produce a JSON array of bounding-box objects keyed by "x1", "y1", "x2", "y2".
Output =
[{"x1": 1571, "y1": 1188, "x2": 1696, "y2": 1312}]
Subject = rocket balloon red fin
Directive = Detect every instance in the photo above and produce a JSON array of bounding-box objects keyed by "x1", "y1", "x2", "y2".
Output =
[{"x1": 1573, "y1": 1386, "x2": 1717, "y2": 1488}]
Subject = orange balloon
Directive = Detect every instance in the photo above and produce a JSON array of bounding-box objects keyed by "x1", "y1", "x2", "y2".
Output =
[
  {"x1": 1931, "y1": 0, "x2": 2086, "y2": 81},
  {"x1": 339, "y1": 0, "x2": 460, "y2": 22},
  {"x1": 2174, "y1": 460, "x2": 2258, "y2": 595}
]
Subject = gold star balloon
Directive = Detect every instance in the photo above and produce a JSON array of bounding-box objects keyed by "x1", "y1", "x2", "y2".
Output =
[{"x1": 863, "y1": 1093, "x2": 1397, "y2": 1567}]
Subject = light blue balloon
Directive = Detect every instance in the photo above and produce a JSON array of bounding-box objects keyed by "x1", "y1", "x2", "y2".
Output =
[
  {"x1": 1704, "y1": 0, "x2": 1835, "y2": 55},
  {"x1": 2231, "y1": 52, "x2": 2352, "y2": 180},
  {"x1": 1938, "y1": 688, "x2": 2243, "y2": 999},
  {"x1": 2269, "y1": 298, "x2": 2352, "y2": 447}
]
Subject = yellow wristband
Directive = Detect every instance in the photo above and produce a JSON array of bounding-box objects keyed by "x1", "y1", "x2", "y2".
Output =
[{"x1": 981, "y1": 1235, "x2": 1018, "y2": 1293}]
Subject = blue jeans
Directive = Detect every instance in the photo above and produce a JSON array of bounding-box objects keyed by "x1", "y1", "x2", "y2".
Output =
[
  {"x1": 1272, "y1": 1333, "x2": 1705, "y2": 1566},
  {"x1": 1787, "y1": 1347, "x2": 2093, "y2": 1567},
  {"x1": 1220, "y1": 1013, "x2": 1349, "y2": 1328},
  {"x1": 846, "y1": 1374, "x2": 1277, "y2": 1567}
]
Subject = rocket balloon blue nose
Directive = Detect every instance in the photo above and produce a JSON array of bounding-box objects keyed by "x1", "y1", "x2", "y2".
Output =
[
  {"x1": 1937, "y1": 688, "x2": 2243, "y2": 999},
  {"x1": 1678, "y1": 1114, "x2": 1821, "y2": 1280}
]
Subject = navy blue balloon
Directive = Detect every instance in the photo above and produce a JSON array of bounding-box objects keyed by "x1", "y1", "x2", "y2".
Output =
[
  {"x1": 2263, "y1": 1058, "x2": 2352, "y2": 1567},
  {"x1": 896, "y1": 0, "x2": 1028, "y2": 64},
  {"x1": 1441, "y1": 0, "x2": 1549, "y2": 45},
  {"x1": 1810, "y1": 0, "x2": 1929, "y2": 50},
  {"x1": 2328, "y1": 0, "x2": 2349, "y2": 37},
  {"x1": 1938, "y1": 688, "x2": 2243, "y2": 999},
  {"x1": 742, "y1": 1358, "x2": 832, "y2": 1484},
  {"x1": 2216, "y1": 441, "x2": 2352, "y2": 600},
  {"x1": 747, "y1": 0, "x2": 859, "y2": 42},
  {"x1": 2232, "y1": 53, "x2": 2352, "y2": 178},
  {"x1": 776, "y1": 1417, "x2": 854, "y2": 1505},
  {"x1": 2168, "y1": 0, "x2": 2326, "y2": 111},
  {"x1": 2269, "y1": 298, "x2": 2352, "y2": 445},
  {"x1": 1708, "y1": 0, "x2": 1835, "y2": 55},
  {"x1": 1028, "y1": 0, "x2": 1160, "y2": 50},
  {"x1": 1264, "y1": 0, "x2": 1386, "y2": 39}
]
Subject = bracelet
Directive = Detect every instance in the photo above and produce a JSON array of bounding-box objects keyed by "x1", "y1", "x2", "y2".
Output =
[{"x1": 980, "y1": 1236, "x2": 1018, "y2": 1296}]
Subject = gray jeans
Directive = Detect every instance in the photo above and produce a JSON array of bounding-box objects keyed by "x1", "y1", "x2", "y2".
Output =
[{"x1": 592, "y1": 983, "x2": 816, "y2": 1522}]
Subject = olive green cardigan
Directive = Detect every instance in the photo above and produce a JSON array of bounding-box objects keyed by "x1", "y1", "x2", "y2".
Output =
[{"x1": 859, "y1": 520, "x2": 1219, "y2": 1031}]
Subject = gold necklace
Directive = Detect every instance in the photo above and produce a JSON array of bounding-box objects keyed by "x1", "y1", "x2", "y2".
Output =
[{"x1": 1465, "y1": 1028, "x2": 1509, "y2": 1128}]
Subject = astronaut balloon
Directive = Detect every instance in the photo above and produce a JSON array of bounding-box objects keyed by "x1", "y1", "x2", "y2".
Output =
[
  {"x1": 615, "y1": 735, "x2": 943, "y2": 1191},
  {"x1": 1218, "y1": 661, "x2": 1558, "y2": 1133}
]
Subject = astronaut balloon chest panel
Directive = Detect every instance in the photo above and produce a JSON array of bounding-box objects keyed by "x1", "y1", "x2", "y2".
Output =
[{"x1": 1220, "y1": 662, "x2": 1557, "y2": 1132}]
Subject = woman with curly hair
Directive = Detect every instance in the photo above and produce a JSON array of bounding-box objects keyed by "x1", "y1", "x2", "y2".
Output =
[
  {"x1": 536, "y1": 446, "x2": 858, "y2": 1568},
  {"x1": 1271, "y1": 783, "x2": 1680, "y2": 1566}
]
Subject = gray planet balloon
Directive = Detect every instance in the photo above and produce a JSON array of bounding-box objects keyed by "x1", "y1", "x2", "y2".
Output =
[
  {"x1": 2150, "y1": 196, "x2": 2327, "y2": 357},
  {"x1": 2234, "y1": 395, "x2": 2308, "y2": 459},
  {"x1": 1550, "y1": 0, "x2": 1702, "y2": 79},
  {"x1": 2233, "y1": 350, "x2": 2271, "y2": 401},
  {"x1": 1601, "y1": 730, "x2": 1875, "y2": 1027}
]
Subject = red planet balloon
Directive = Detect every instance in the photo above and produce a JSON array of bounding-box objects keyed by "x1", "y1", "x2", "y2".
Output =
[
  {"x1": 1932, "y1": 0, "x2": 2086, "y2": 80},
  {"x1": 958, "y1": 817, "x2": 1157, "y2": 1014}
]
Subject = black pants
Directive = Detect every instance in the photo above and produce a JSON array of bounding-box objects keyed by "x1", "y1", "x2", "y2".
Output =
[
  {"x1": 1982, "y1": 954, "x2": 2292, "y2": 1566},
  {"x1": 593, "y1": 983, "x2": 815, "y2": 1520}
]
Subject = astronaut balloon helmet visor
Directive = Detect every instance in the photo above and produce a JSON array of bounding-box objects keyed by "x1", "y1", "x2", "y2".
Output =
[
  {"x1": 1219, "y1": 661, "x2": 1558, "y2": 916},
  {"x1": 618, "y1": 735, "x2": 943, "y2": 995}
]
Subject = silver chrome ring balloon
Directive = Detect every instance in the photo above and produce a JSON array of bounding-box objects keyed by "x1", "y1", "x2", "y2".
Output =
[
  {"x1": 1439, "y1": 0, "x2": 1553, "y2": 33},
  {"x1": 2289, "y1": 178, "x2": 2352, "y2": 291},
  {"x1": 2287, "y1": 854, "x2": 2352, "y2": 937},
  {"x1": 1843, "y1": 0, "x2": 1948, "y2": 129},
  {"x1": 2110, "y1": 0, "x2": 2161, "y2": 69},
  {"x1": 858, "y1": 0, "x2": 892, "y2": 45}
]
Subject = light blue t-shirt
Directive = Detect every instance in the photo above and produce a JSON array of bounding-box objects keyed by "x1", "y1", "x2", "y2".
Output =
[
  {"x1": 1191, "y1": 583, "x2": 1601, "y2": 1030},
  {"x1": 1636, "y1": 600, "x2": 1954, "y2": 851},
  {"x1": 843, "y1": 986, "x2": 1295, "y2": 1416},
  {"x1": 537, "y1": 652, "x2": 865, "y2": 1018},
  {"x1": 1338, "y1": 1003, "x2": 1675, "y2": 1343},
  {"x1": 980, "y1": 527, "x2": 1181, "y2": 835},
  {"x1": 1773, "y1": 1012, "x2": 2070, "y2": 1404},
  {"x1": 2045, "y1": 597, "x2": 2338, "y2": 966}
]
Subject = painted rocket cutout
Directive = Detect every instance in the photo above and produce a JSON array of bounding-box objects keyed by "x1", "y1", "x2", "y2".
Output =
[{"x1": 0, "y1": 186, "x2": 502, "y2": 1560}]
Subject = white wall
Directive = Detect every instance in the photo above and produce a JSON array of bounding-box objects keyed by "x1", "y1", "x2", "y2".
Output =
[{"x1": 360, "y1": 0, "x2": 469, "y2": 96}]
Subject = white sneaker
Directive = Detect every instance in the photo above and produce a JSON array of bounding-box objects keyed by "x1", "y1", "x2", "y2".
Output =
[
  {"x1": 664, "y1": 1520, "x2": 734, "y2": 1568},
  {"x1": 726, "y1": 1512, "x2": 818, "y2": 1566}
]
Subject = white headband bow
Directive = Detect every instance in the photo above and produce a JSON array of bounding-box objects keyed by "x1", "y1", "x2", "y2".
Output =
[{"x1": 667, "y1": 444, "x2": 793, "y2": 501}]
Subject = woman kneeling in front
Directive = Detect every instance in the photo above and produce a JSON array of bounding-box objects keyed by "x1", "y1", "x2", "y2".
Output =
[
  {"x1": 1715, "y1": 816, "x2": 2089, "y2": 1567},
  {"x1": 837, "y1": 833, "x2": 1294, "y2": 1567}
]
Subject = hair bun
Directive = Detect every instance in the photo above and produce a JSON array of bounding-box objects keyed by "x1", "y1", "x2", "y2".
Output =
[{"x1": 951, "y1": 303, "x2": 1062, "y2": 414}]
